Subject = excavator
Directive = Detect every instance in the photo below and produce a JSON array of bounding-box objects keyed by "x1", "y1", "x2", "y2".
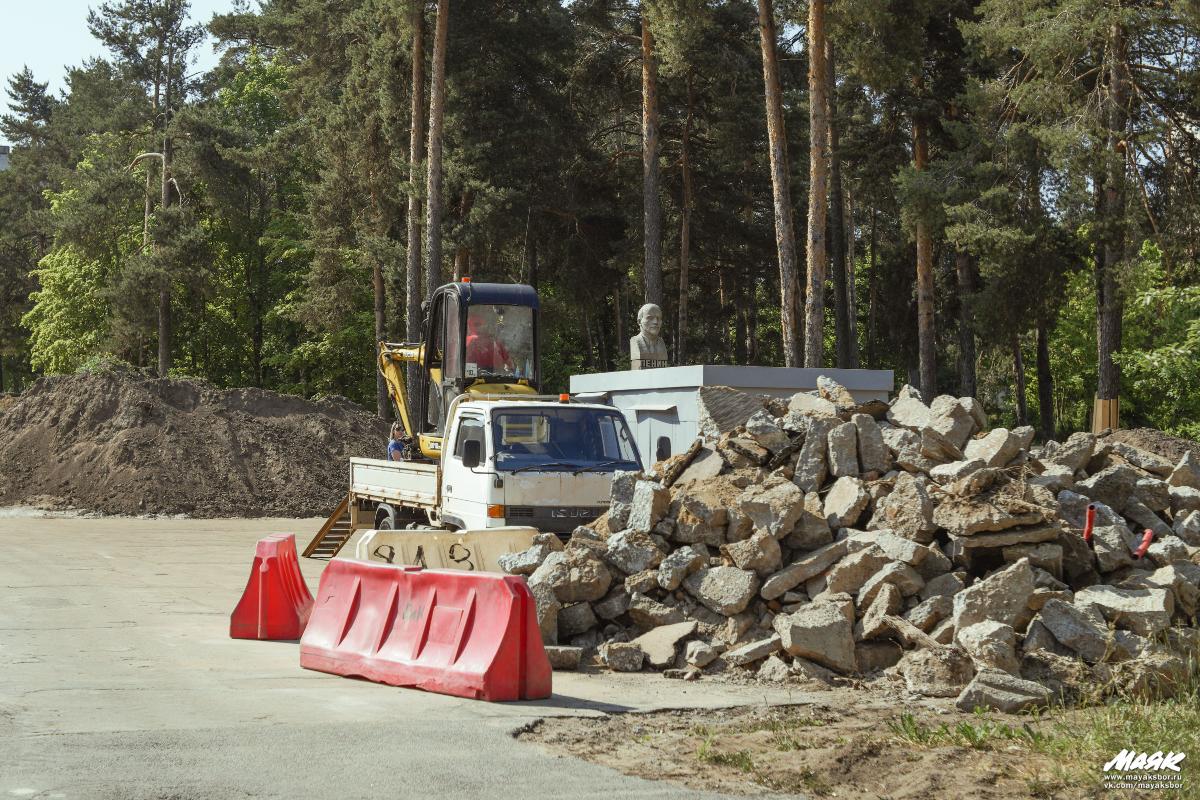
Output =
[
  {"x1": 379, "y1": 280, "x2": 541, "y2": 461},
  {"x1": 303, "y1": 278, "x2": 643, "y2": 566}
]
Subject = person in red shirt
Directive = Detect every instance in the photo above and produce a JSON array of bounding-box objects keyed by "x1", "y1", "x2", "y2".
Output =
[{"x1": 466, "y1": 313, "x2": 513, "y2": 373}]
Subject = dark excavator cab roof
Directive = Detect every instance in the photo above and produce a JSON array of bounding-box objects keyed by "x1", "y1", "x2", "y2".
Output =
[{"x1": 436, "y1": 281, "x2": 539, "y2": 310}]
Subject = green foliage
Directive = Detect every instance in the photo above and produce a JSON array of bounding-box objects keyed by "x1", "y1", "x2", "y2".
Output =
[{"x1": 22, "y1": 247, "x2": 111, "y2": 373}]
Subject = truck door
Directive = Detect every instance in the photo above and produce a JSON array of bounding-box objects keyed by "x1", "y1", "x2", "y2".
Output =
[{"x1": 440, "y1": 414, "x2": 490, "y2": 530}]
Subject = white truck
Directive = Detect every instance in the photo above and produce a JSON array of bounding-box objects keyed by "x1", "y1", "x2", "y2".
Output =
[{"x1": 345, "y1": 394, "x2": 642, "y2": 536}]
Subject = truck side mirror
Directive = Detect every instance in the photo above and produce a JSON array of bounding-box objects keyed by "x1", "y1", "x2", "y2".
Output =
[{"x1": 462, "y1": 439, "x2": 482, "y2": 469}]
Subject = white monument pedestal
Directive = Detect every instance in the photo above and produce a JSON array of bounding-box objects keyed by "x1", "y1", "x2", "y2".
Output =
[{"x1": 570, "y1": 365, "x2": 894, "y2": 469}]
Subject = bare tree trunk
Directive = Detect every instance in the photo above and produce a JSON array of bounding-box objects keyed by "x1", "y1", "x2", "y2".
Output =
[
  {"x1": 1036, "y1": 322, "x2": 1054, "y2": 440},
  {"x1": 756, "y1": 0, "x2": 801, "y2": 366},
  {"x1": 424, "y1": 0, "x2": 449, "y2": 296},
  {"x1": 955, "y1": 250, "x2": 977, "y2": 397},
  {"x1": 867, "y1": 204, "x2": 878, "y2": 368},
  {"x1": 1096, "y1": 22, "x2": 1128, "y2": 417},
  {"x1": 157, "y1": 46, "x2": 175, "y2": 378},
  {"x1": 405, "y1": 0, "x2": 426, "y2": 402},
  {"x1": 453, "y1": 246, "x2": 469, "y2": 282},
  {"x1": 845, "y1": 186, "x2": 859, "y2": 367},
  {"x1": 1012, "y1": 333, "x2": 1028, "y2": 426},
  {"x1": 803, "y1": 0, "x2": 828, "y2": 368},
  {"x1": 614, "y1": 282, "x2": 625, "y2": 362},
  {"x1": 641, "y1": 12, "x2": 663, "y2": 308},
  {"x1": 677, "y1": 71, "x2": 695, "y2": 365},
  {"x1": 913, "y1": 115, "x2": 936, "y2": 399},
  {"x1": 826, "y1": 40, "x2": 851, "y2": 368}
]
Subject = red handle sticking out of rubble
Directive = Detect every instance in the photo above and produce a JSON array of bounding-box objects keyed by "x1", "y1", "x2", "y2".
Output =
[
  {"x1": 1133, "y1": 528, "x2": 1154, "y2": 560},
  {"x1": 1082, "y1": 503, "x2": 1096, "y2": 544}
]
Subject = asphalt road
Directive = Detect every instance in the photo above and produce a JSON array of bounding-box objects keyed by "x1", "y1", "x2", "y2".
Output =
[{"x1": 0, "y1": 513, "x2": 810, "y2": 799}]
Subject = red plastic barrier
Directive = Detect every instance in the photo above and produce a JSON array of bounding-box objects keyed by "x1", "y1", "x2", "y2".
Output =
[
  {"x1": 1082, "y1": 503, "x2": 1097, "y2": 544},
  {"x1": 230, "y1": 533, "x2": 314, "y2": 640},
  {"x1": 1133, "y1": 528, "x2": 1155, "y2": 560},
  {"x1": 299, "y1": 559, "x2": 551, "y2": 702}
]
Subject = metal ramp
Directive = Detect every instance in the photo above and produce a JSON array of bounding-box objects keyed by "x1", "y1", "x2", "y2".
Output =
[{"x1": 302, "y1": 496, "x2": 353, "y2": 559}]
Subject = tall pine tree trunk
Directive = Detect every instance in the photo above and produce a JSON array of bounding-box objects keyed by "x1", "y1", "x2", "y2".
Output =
[
  {"x1": 845, "y1": 187, "x2": 859, "y2": 367},
  {"x1": 1012, "y1": 333, "x2": 1027, "y2": 426},
  {"x1": 677, "y1": 71, "x2": 695, "y2": 364},
  {"x1": 956, "y1": 250, "x2": 977, "y2": 397},
  {"x1": 913, "y1": 115, "x2": 936, "y2": 399},
  {"x1": 804, "y1": 0, "x2": 828, "y2": 368},
  {"x1": 641, "y1": 12, "x2": 663, "y2": 307},
  {"x1": 424, "y1": 0, "x2": 449, "y2": 296},
  {"x1": 406, "y1": 0, "x2": 425, "y2": 339},
  {"x1": 867, "y1": 204, "x2": 878, "y2": 368},
  {"x1": 405, "y1": 0, "x2": 426, "y2": 404},
  {"x1": 1095, "y1": 21, "x2": 1128, "y2": 427},
  {"x1": 157, "y1": 47, "x2": 175, "y2": 378},
  {"x1": 757, "y1": 0, "x2": 800, "y2": 366},
  {"x1": 827, "y1": 40, "x2": 851, "y2": 368},
  {"x1": 1036, "y1": 322, "x2": 1054, "y2": 440}
]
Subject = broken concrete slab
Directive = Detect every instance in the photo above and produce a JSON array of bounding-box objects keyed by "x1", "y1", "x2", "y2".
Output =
[
  {"x1": 952, "y1": 558, "x2": 1036, "y2": 633},
  {"x1": 723, "y1": 634, "x2": 783, "y2": 667},
  {"x1": 853, "y1": 413, "x2": 892, "y2": 474},
  {"x1": 722, "y1": 530, "x2": 783, "y2": 577},
  {"x1": 599, "y1": 641, "x2": 645, "y2": 672},
  {"x1": 683, "y1": 566, "x2": 760, "y2": 616},
  {"x1": 627, "y1": 480, "x2": 671, "y2": 533},
  {"x1": 963, "y1": 428, "x2": 1023, "y2": 468},
  {"x1": 898, "y1": 647, "x2": 976, "y2": 697},
  {"x1": 793, "y1": 417, "x2": 838, "y2": 493},
  {"x1": 956, "y1": 669, "x2": 1051, "y2": 713},
  {"x1": 824, "y1": 476, "x2": 870, "y2": 529},
  {"x1": 631, "y1": 621, "x2": 698, "y2": 669},
  {"x1": 827, "y1": 421, "x2": 860, "y2": 478},
  {"x1": 867, "y1": 472, "x2": 936, "y2": 543},
  {"x1": 1169, "y1": 451, "x2": 1200, "y2": 490},
  {"x1": 736, "y1": 479, "x2": 806, "y2": 539},
  {"x1": 1073, "y1": 585, "x2": 1174, "y2": 637},
  {"x1": 760, "y1": 539, "x2": 849, "y2": 600},
  {"x1": 544, "y1": 646, "x2": 583, "y2": 670},
  {"x1": 774, "y1": 600, "x2": 857, "y2": 674},
  {"x1": 956, "y1": 621, "x2": 1020, "y2": 675},
  {"x1": 656, "y1": 545, "x2": 707, "y2": 591}
]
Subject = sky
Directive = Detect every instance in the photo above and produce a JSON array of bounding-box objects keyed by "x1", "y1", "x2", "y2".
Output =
[{"x1": 1, "y1": 0, "x2": 239, "y2": 145}]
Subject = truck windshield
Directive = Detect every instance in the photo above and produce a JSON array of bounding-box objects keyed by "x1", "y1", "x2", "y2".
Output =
[
  {"x1": 491, "y1": 408, "x2": 640, "y2": 473},
  {"x1": 465, "y1": 304, "x2": 534, "y2": 382}
]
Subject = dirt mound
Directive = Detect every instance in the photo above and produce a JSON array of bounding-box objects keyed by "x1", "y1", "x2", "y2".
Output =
[
  {"x1": 1105, "y1": 427, "x2": 1199, "y2": 465},
  {"x1": 0, "y1": 364, "x2": 389, "y2": 517}
]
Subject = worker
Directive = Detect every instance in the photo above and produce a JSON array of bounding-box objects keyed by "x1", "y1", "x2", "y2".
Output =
[
  {"x1": 387, "y1": 423, "x2": 406, "y2": 461},
  {"x1": 466, "y1": 312, "x2": 512, "y2": 374}
]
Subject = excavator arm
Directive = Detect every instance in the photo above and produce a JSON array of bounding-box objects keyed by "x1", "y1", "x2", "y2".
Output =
[{"x1": 378, "y1": 341, "x2": 424, "y2": 440}]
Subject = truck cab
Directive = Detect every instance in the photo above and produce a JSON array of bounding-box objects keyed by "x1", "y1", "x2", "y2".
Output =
[{"x1": 435, "y1": 398, "x2": 642, "y2": 534}]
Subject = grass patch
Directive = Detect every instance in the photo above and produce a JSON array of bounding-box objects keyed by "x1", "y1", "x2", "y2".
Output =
[
  {"x1": 696, "y1": 735, "x2": 755, "y2": 772},
  {"x1": 886, "y1": 662, "x2": 1200, "y2": 798}
]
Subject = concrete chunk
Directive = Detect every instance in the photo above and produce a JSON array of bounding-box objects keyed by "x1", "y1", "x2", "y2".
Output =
[
  {"x1": 774, "y1": 601, "x2": 857, "y2": 674},
  {"x1": 632, "y1": 621, "x2": 698, "y2": 668},
  {"x1": 599, "y1": 641, "x2": 645, "y2": 672},
  {"x1": 683, "y1": 566, "x2": 760, "y2": 616},
  {"x1": 827, "y1": 422, "x2": 860, "y2": 478},
  {"x1": 963, "y1": 428, "x2": 1023, "y2": 468},
  {"x1": 760, "y1": 539, "x2": 849, "y2": 600},
  {"x1": 952, "y1": 558, "x2": 1035, "y2": 633},
  {"x1": 1073, "y1": 585, "x2": 1174, "y2": 637},
  {"x1": 723, "y1": 634, "x2": 783, "y2": 667},
  {"x1": 956, "y1": 669, "x2": 1051, "y2": 713},
  {"x1": 824, "y1": 476, "x2": 870, "y2": 529}
]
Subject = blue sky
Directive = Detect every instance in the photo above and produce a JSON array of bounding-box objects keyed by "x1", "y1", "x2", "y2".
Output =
[{"x1": 1, "y1": 0, "x2": 240, "y2": 144}]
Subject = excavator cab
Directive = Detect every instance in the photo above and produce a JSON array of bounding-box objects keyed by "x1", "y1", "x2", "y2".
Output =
[{"x1": 379, "y1": 280, "x2": 541, "y2": 460}]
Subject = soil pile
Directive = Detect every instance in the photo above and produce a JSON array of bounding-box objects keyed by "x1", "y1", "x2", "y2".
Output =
[
  {"x1": 0, "y1": 364, "x2": 389, "y2": 517},
  {"x1": 1106, "y1": 427, "x2": 1200, "y2": 465}
]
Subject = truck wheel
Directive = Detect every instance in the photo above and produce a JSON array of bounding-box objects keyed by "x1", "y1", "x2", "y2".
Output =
[{"x1": 375, "y1": 506, "x2": 396, "y2": 530}]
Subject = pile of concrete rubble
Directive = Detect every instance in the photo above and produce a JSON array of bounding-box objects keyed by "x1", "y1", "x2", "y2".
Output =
[{"x1": 499, "y1": 379, "x2": 1200, "y2": 712}]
